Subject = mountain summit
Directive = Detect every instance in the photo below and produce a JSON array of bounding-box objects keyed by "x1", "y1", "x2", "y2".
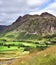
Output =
[
  {"x1": 0, "y1": 12, "x2": 56, "y2": 36},
  {"x1": 40, "y1": 12, "x2": 54, "y2": 17},
  {"x1": 6, "y1": 12, "x2": 56, "y2": 35}
]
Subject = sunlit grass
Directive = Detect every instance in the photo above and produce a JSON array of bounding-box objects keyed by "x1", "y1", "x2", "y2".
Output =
[{"x1": 10, "y1": 46, "x2": 56, "y2": 65}]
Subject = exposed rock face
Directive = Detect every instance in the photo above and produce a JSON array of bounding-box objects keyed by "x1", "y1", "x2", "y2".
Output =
[
  {"x1": 40, "y1": 12, "x2": 54, "y2": 17},
  {"x1": 0, "y1": 12, "x2": 56, "y2": 36},
  {"x1": 7, "y1": 12, "x2": 56, "y2": 35}
]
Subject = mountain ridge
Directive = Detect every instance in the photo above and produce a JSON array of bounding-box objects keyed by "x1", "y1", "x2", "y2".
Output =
[
  {"x1": 7, "y1": 12, "x2": 56, "y2": 35},
  {"x1": 0, "y1": 12, "x2": 56, "y2": 36}
]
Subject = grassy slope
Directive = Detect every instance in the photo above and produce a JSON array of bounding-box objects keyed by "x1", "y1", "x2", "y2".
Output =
[
  {"x1": 0, "y1": 31, "x2": 56, "y2": 42},
  {"x1": 0, "y1": 31, "x2": 40, "y2": 41},
  {"x1": 10, "y1": 46, "x2": 56, "y2": 65}
]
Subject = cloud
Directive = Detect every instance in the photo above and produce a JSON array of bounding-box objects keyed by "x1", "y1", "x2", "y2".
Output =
[
  {"x1": 27, "y1": 0, "x2": 50, "y2": 6},
  {"x1": 0, "y1": 0, "x2": 56, "y2": 25},
  {"x1": 29, "y1": 0, "x2": 56, "y2": 16},
  {"x1": 39, "y1": 1, "x2": 56, "y2": 16}
]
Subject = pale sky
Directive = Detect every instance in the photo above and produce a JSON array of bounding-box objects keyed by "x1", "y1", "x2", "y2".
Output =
[{"x1": 0, "y1": 0, "x2": 56, "y2": 25}]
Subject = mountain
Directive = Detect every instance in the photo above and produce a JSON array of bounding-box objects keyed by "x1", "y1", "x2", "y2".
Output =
[
  {"x1": 7, "y1": 12, "x2": 56, "y2": 35},
  {"x1": 40, "y1": 12, "x2": 54, "y2": 17},
  {"x1": 0, "y1": 25, "x2": 8, "y2": 33},
  {"x1": 0, "y1": 12, "x2": 56, "y2": 41}
]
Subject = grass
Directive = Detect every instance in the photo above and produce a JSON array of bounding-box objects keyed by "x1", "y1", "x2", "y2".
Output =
[
  {"x1": 0, "y1": 41, "x2": 49, "y2": 59},
  {"x1": 0, "y1": 41, "x2": 37, "y2": 59},
  {"x1": 0, "y1": 46, "x2": 29, "y2": 58},
  {"x1": 10, "y1": 46, "x2": 56, "y2": 65},
  {"x1": 0, "y1": 32, "x2": 56, "y2": 65},
  {"x1": 0, "y1": 32, "x2": 44, "y2": 41},
  {"x1": 0, "y1": 46, "x2": 24, "y2": 51}
]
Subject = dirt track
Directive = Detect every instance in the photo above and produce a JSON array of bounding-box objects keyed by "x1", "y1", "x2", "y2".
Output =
[{"x1": 0, "y1": 58, "x2": 16, "y2": 65}]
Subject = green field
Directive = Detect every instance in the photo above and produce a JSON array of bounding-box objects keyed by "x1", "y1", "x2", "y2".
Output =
[
  {"x1": 0, "y1": 33, "x2": 56, "y2": 64},
  {"x1": 0, "y1": 40, "x2": 55, "y2": 59}
]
